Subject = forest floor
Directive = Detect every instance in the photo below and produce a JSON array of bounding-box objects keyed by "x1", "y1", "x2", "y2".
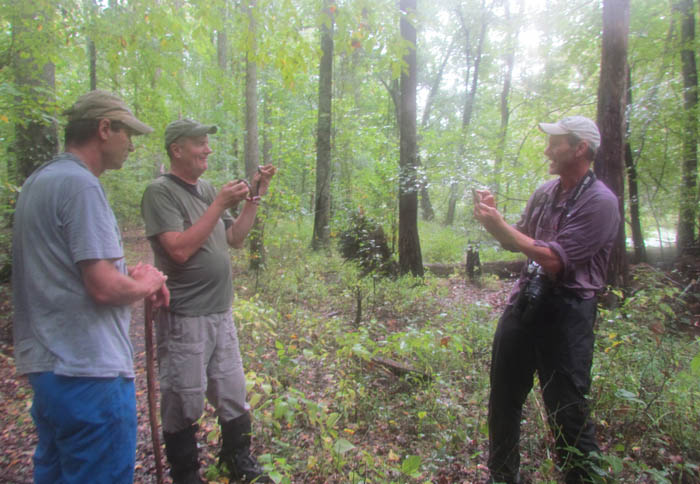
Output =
[{"x1": 0, "y1": 232, "x2": 698, "y2": 484}]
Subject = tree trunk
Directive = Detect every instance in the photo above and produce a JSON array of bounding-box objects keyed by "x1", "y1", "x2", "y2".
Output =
[
  {"x1": 244, "y1": 0, "x2": 264, "y2": 270},
  {"x1": 595, "y1": 0, "x2": 630, "y2": 287},
  {"x1": 625, "y1": 66, "x2": 646, "y2": 263},
  {"x1": 493, "y1": 1, "x2": 518, "y2": 210},
  {"x1": 675, "y1": 0, "x2": 699, "y2": 252},
  {"x1": 85, "y1": 0, "x2": 97, "y2": 90},
  {"x1": 88, "y1": 39, "x2": 97, "y2": 90},
  {"x1": 217, "y1": 10, "x2": 228, "y2": 72},
  {"x1": 11, "y1": 1, "x2": 58, "y2": 186},
  {"x1": 418, "y1": 156, "x2": 435, "y2": 221},
  {"x1": 444, "y1": 182, "x2": 459, "y2": 226},
  {"x1": 398, "y1": 0, "x2": 423, "y2": 277},
  {"x1": 262, "y1": 88, "x2": 271, "y2": 167},
  {"x1": 418, "y1": 35, "x2": 455, "y2": 222},
  {"x1": 312, "y1": 0, "x2": 334, "y2": 250},
  {"x1": 626, "y1": 143, "x2": 646, "y2": 263},
  {"x1": 420, "y1": 35, "x2": 456, "y2": 128},
  {"x1": 445, "y1": 6, "x2": 488, "y2": 226}
]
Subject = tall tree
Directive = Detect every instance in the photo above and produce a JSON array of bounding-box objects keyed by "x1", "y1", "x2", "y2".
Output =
[
  {"x1": 625, "y1": 67, "x2": 646, "y2": 263},
  {"x1": 626, "y1": 5, "x2": 676, "y2": 260},
  {"x1": 245, "y1": 0, "x2": 264, "y2": 269},
  {"x1": 217, "y1": 6, "x2": 228, "y2": 71},
  {"x1": 493, "y1": 0, "x2": 519, "y2": 209},
  {"x1": 398, "y1": 0, "x2": 423, "y2": 276},
  {"x1": 445, "y1": 3, "x2": 489, "y2": 226},
  {"x1": 10, "y1": 0, "x2": 58, "y2": 185},
  {"x1": 85, "y1": 0, "x2": 97, "y2": 91},
  {"x1": 311, "y1": 0, "x2": 334, "y2": 250},
  {"x1": 595, "y1": 0, "x2": 630, "y2": 286},
  {"x1": 675, "y1": 0, "x2": 698, "y2": 252},
  {"x1": 418, "y1": 34, "x2": 457, "y2": 222}
]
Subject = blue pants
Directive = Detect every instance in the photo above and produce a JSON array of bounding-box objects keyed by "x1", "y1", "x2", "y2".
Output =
[{"x1": 28, "y1": 373, "x2": 137, "y2": 484}]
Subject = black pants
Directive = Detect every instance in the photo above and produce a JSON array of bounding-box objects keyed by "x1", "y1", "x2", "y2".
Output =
[{"x1": 487, "y1": 292, "x2": 600, "y2": 483}]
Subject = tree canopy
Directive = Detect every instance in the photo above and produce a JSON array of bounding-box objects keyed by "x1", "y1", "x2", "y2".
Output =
[{"x1": 0, "y1": 0, "x2": 696, "y2": 259}]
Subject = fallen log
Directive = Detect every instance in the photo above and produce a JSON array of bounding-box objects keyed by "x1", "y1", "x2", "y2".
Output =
[
  {"x1": 424, "y1": 259, "x2": 524, "y2": 279},
  {"x1": 369, "y1": 356, "x2": 432, "y2": 382}
]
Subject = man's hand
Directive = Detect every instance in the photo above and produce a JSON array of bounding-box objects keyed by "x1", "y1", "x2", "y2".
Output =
[
  {"x1": 80, "y1": 259, "x2": 167, "y2": 306},
  {"x1": 130, "y1": 262, "x2": 169, "y2": 308},
  {"x1": 129, "y1": 262, "x2": 168, "y2": 301},
  {"x1": 473, "y1": 189, "x2": 563, "y2": 275},
  {"x1": 252, "y1": 164, "x2": 277, "y2": 197},
  {"x1": 149, "y1": 285, "x2": 170, "y2": 309},
  {"x1": 473, "y1": 189, "x2": 506, "y2": 234},
  {"x1": 215, "y1": 180, "x2": 251, "y2": 209}
]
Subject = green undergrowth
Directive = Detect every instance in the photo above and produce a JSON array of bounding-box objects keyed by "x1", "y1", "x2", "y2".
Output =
[
  {"x1": 196, "y1": 220, "x2": 700, "y2": 483},
  {"x1": 417, "y1": 219, "x2": 521, "y2": 265}
]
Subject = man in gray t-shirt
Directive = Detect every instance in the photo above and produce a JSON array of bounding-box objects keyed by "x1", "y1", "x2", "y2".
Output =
[
  {"x1": 141, "y1": 119, "x2": 276, "y2": 484},
  {"x1": 474, "y1": 116, "x2": 620, "y2": 484},
  {"x1": 13, "y1": 91, "x2": 169, "y2": 484}
]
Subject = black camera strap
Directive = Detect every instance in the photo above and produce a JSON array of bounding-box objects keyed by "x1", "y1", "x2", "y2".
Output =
[
  {"x1": 526, "y1": 170, "x2": 597, "y2": 271},
  {"x1": 558, "y1": 169, "x2": 596, "y2": 229},
  {"x1": 162, "y1": 173, "x2": 211, "y2": 205},
  {"x1": 529, "y1": 171, "x2": 597, "y2": 235}
]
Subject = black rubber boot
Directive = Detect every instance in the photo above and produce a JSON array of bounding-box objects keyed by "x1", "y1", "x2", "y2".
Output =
[
  {"x1": 487, "y1": 471, "x2": 524, "y2": 484},
  {"x1": 219, "y1": 413, "x2": 269, "y2": 483},
  {"x1": 163, "y1": 424, "x2": 204, "y2": 484}
]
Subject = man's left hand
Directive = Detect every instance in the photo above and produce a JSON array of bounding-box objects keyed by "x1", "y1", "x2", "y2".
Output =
[
  {"x1": 253, "y1": 164, "x2": 277, "y2": 197},
  {"x1": 149, "y1": 285, "x2": 170, "y2": 309},
  {"x1": 473, "y1": 189, "x2": 506, "y2": 235}
]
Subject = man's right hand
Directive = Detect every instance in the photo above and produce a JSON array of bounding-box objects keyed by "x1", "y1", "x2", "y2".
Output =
[
  {"x1": 129, "y1": 262, "x2": 168, "y2": 300},
  {"x1": 473, "y1": 189, "x2": 496, "y2": 209},
  {"x1": 80, "y1": 259, "x2": 168, "y2": 306},
  {"x1": 215, "y1": 180, "x2": 251, "y2": 209}
]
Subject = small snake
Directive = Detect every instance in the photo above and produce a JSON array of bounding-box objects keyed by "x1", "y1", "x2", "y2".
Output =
[{"x1": 235, "y1": 167, "x2": 263, "y2": 202}]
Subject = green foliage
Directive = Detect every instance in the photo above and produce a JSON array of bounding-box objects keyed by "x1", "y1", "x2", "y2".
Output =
[
  {"x1": 418, "y1": 221, "x2": 467, "y2": 264},
  {"x1": 338, "y1": 210, "x2": 397, "y2": 276},
  {"x1": 0, "y1": 0, "x2": 689, "y2": 253},
  {"x1": 213, "y1": 226, "x2": 700, "y2": 482},
  {"x1": 592, "y1": 267, "x2": 700, "y2": 480},
  {"x1": 2, "y1": 0, "x2": 699, "y2": 480}
]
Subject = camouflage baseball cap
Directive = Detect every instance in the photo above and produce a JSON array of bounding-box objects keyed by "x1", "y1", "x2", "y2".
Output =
[
  {"x1": 164, "y1": 119, "x2": 218, "y2": 149},
  {"x1": 63, "y1": 90, "x2": 153, "y2": 135}
]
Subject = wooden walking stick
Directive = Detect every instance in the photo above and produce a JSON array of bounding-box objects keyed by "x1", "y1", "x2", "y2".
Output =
[{"x1": 144, "y1": 298, "x2": 165, "y2": 484}]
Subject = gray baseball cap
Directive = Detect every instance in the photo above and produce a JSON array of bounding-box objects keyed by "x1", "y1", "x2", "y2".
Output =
[
  {"x1": 538, "y1": 115, "x2": 601, "y2": 150},
  {"x1": 164, "y1": 119, "x2": 218, "y2": 149},
  {"x1": 63, "y1": 90, "x2": 153, "y2": 135}
]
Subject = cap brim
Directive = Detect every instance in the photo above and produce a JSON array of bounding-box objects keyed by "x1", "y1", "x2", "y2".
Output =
[
  {"x1": 538, "y1": 122, "x2": 568, "y2": 136},
  {"x1": 116, "y1": 113, "x2": 154, "y2": 135},
  {"x1": 189, "y1": 125, "x2": 218, "y2": 137}
]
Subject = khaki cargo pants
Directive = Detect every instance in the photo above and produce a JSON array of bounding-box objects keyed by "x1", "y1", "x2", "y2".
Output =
[{"x1": 156, "y1": 308, "x2": 250, "y2": 433}]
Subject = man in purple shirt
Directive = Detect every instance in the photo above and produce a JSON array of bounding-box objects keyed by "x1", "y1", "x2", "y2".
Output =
[{"x1": 474, "y1": 116, "x2": 619, "y2": 484}]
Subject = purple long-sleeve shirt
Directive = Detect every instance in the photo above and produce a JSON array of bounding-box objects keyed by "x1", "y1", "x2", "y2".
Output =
[{"x1": 509, "y1": 176, "x2": 620, "y2": 301}]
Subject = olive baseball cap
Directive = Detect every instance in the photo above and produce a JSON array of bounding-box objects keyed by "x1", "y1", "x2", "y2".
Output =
[
  {"x1": 164, "y1": 119, "x2": 218, "y2": 149},
  {"x1": 538, "y1": 115, "x2": 600, "y2": 151},
  {"x1": 63, "y1": 90, "x2": 153, "y2": 134}
]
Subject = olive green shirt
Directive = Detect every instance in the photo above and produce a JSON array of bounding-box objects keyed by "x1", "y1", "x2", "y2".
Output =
[{"x1": 141, "y1": 175, "x2": 235, "y2": 316}]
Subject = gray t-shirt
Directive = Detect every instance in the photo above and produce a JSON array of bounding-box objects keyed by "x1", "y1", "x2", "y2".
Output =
[
  {"x1": 12, "y1": 153, "x2": 134, "y2": 378},
  {"x1": 141, "y1": 175, "x2": 235, "y2": 316}
]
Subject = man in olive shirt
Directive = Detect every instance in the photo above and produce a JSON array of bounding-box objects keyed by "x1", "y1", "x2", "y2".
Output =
[{"x1": 141, "y1": 119, "x2": 275, "y2": 484}]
